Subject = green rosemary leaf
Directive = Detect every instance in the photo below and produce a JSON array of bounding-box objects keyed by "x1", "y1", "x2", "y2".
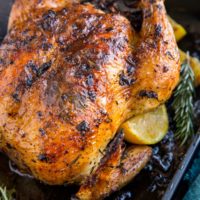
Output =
[
  {"x1": 0, "y1": 186, "x2": 15, "y2": 200},
  {"x1": 172, "y1": 53, "x2": 195, "y2": 145}
]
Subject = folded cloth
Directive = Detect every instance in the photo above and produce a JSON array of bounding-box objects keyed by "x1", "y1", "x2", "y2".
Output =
[
  {"x1": 184, "y1": 150, "x2": 200, "y2": 184},
  {"x1": 183, "y1": 150, "x2": 200, "y2": 200},
  {"x1": 183, "y1": 174, "x2": 200, "y2": 200}
]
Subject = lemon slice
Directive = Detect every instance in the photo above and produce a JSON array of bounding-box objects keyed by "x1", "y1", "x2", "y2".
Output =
[{"x1": 121, "y1": 105, "x2": 169, "y2": 145}]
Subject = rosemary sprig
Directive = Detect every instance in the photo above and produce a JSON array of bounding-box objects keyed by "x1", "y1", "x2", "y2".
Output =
[
  {"x1": 0, "y1": 186, "x2": 15, "y2": 200},
  {"x1": 172, "y1": 53, "x2": 195, "y2": 145}
]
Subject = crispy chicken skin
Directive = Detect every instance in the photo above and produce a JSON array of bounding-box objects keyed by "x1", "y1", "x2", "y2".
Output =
[
  {"x1": 0, "y1": 0, "x2": 180, "y2": 199},
  {"x1": 76, "y1": 131, "x2": 152, "y2": 200}
]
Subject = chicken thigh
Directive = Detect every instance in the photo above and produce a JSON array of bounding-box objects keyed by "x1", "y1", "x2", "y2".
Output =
[{"x1": 0, "y1": 0, "x2": 180, "y2": 199}]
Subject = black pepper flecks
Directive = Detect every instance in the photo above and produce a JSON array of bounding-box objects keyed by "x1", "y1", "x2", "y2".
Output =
[
  {"x1": 76, "y1": 121, "x2": 90, "y2": 135},
  {"x1": 21, "y1": 132, "x2": 26, "y2": 138},
  {"x1": 0, "y1": 58, "x2": 4, "y2": 65},
  {"x1": 139, "y1": 90, "x2": 158, "y2": 99},
  {"x1": 61, "y1": 93, "x2": 68, "y2": 101},
  {"x1": 61, "y1": 8, "x2": 68, "y2": 15},
  {"x1": 144, "y1": 8, "x2": 152, "y2": 19},
  {"x1": 41, "y1": 43, "x2": 53, "y2": 51},
  {"x1": 166, "y1": 51, "x2": 174, "y2": 60},
  {"x1": 12, "y1": 93, "x2": 20, "y2": 102},
  {"x1": 105, "y1": 118, "x2": 112, "y2": 123},
  {"x1": 75, "y1": 64, "x2": 91, "y2": 78},
  {"x1": 72, "y1": 23, "x2": 78, "y2": 31},
  {"x1": 37, "y1": 111, "x2": 43, "y2": 118},
  {"x1": 94, "y1": 118, "x2": 102, "y2": 127},
  {"x1": 88, "y1": 90, "x2": 96, "y2": 101},
  {"x1": 163, "y1": 65, "x2": 169, "y2": 73},
  {"x1": 155, "y1": 24, "x2": 162, "y2": 37},
  {"x1": 37, "y1": 61, "x2": 52, "y2": 77},
  {"x1": 38, "y1": 154, "x2": 49, "y2": 162},
  {"x1": 67, "y1": 155, "x2": 81, "y2": 168},
  {"x1": 100, "y1": 109, "x2": 107, "y2": 116},
  {"x1": 39, "y1": 128, "x2": 46, "y2": 136},
  {"x1": 57, "y1": 36, "x2": 65, "y2": 46},
  {"x1": 26, "y1": 61, "x2": 38, "y2": 74},
  {"x1": 59, "y1": 110, "x2": 71, "y2": 122},
  {"x1": 26, "y1": 74, "x2": 34, "y2": 87},
  {"x1": 156, "y1": 4, "x2": 163, "y2": 11},
  {"x1": 150, "y1": 0, "x2": 156, "y2": 4},
  {"x1": 119, "y1": 71, "x2": 136, "y2": 86},
  {"x1": 86, "y1": 74, "x2": 94, "y2": 86},
  {"x1": 8, "y1": 112, "x2": 17, "y2": 118},
  {"x1": 41, "y1": 10, "x2": 57, "y2": 31},
  {"x1": 127, "y1": 65, "x2": 135, "y2": 76},
  {"x1": 25, "y1": 61, "x2": 39, "y2": 87}
]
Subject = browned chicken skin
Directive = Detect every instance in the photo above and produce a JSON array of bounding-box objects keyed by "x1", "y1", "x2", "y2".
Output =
[
  {"x1": 76, "y1": 131, "x2": 152, "y2": 200},
  {"x1": 0, "y1": 0, "x2": 180, "y2": 199}
]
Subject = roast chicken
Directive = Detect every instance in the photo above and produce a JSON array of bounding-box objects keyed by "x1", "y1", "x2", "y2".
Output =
[{"x1": 0, "y1": 0, "x2": 180, "y2": 199}]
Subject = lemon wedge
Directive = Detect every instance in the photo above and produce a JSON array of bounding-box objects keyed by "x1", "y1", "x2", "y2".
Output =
[
  {"x1": 121, "y1": 105, "x2": 169, "y2": 145},
  {"x1": 179, "y1": 49, "x2": 200, "y2": 86},
  {"x1": 168, "y1": 16, "x2": 187, "y2": 42}
]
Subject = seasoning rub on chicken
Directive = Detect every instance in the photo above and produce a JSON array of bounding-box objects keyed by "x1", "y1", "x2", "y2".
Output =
[{"x1": 0, "y1": 0, "x2": 180, "y2": 199}]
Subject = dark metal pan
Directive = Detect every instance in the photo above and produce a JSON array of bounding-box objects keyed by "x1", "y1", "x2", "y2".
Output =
[{"x1": 0, "y1": 1, "x2": 200, "y2": 200}]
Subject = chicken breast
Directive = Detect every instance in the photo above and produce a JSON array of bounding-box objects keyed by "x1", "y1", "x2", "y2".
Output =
[{"x1": 0, "y1": 0, "x2": 180, "y2": 199}]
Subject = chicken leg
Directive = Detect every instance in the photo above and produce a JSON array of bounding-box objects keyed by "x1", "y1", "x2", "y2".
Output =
[{"x1": 76, "y1": 131, "x2": 152, "y2": 200}]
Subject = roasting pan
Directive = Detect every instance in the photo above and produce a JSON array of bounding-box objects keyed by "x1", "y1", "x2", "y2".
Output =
[{"x1": 0, "y1": 0, "x2": 200, "y2": 200}]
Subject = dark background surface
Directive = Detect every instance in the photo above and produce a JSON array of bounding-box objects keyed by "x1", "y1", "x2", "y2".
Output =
[
  {"x1": 0, "y1": 0, "x2": 13, "y2": 38},
  {"x1": 0, "y1": 1, "x2": 200, "y2": 200}
]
